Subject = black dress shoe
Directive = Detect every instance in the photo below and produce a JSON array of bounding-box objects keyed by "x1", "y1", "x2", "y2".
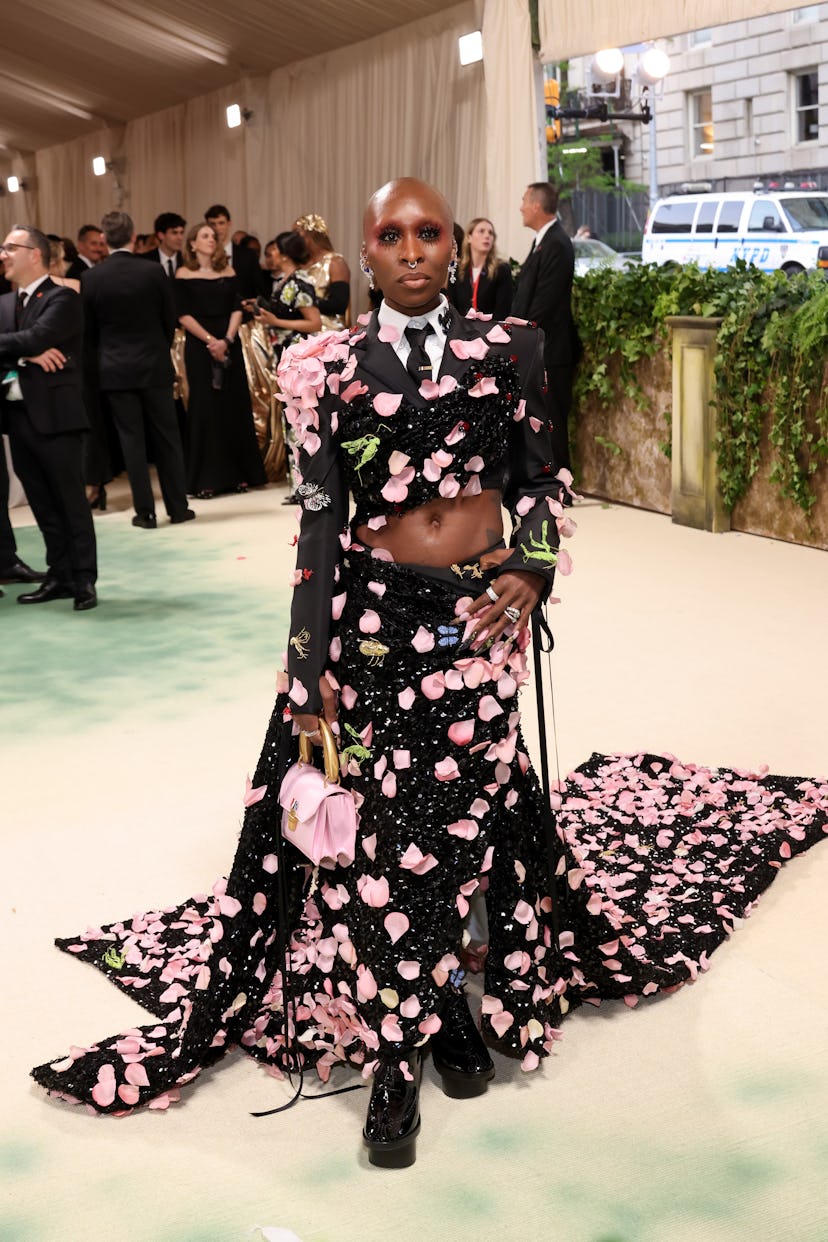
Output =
[
  {"x1": 73, "y1": 582, "x2": 98, "y2": 611},
  {"x1": 169, "y1": 509, "x2": 196, "y2": 524},
  {"x1": 17, "y1": 577, "x2": 75, "y2": 605},
  {"x1": 132, "y1": 512, "x2": 157, "y2": 529},
  {"x1": 430, "y1": 989, "x2": 494, "y2": 1099},
  {"x1": 363, "y1": 1050, "x2": 422, "y2": 1168},
  {"x1": 0, "y1": 558, "x2": 46, "y2": 584}
]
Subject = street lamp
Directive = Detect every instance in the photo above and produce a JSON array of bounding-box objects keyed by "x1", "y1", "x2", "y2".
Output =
[{"x1": 636, "y1": 47, "x2": 671, "y2": 208}]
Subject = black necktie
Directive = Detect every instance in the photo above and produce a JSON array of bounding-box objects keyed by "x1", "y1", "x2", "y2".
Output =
[
  {"x1": 404, "y1": 323, "x2": 434, "y2": 384},
  {"x1": 165, "y1": 258, "x2": 175, "y2": 278},
  {"x1": 15, "y1": 291, "x2": 27, "y2": 326}
]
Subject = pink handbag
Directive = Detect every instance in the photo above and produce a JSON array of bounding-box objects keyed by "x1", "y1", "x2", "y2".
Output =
[{"x1": 279, "y1": 719, "x2": 358, "y2": 868}]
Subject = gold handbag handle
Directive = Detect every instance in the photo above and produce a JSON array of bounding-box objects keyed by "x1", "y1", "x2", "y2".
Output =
[{"x1": 298, "y1": 717, "x2": 341, "y2": 783}]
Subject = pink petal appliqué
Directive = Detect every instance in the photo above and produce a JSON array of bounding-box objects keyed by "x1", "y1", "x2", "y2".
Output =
[{"x1": 384, "y1": 912, "x2": 410, "y2": 943}]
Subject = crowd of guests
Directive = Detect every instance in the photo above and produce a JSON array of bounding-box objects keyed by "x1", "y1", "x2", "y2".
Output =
[{"x1": 1, "y1": 181, "x2": 577, "y2": 609}]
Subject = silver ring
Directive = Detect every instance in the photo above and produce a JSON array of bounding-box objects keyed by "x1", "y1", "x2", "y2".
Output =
[
  {"x1": 504, "y1": 605, "x2": 521, "y2": 624},
  {"x1": 406, "y1": 260, "x2": 418, "y2": 269},
  {"x1": 485, "y1": 585, "x2": 499, "y2": 603}
]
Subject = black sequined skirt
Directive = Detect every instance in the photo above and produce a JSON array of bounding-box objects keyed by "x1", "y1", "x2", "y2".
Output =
[{"x1": 30, "y1": 551, "x2": 828, "y2": 1110}]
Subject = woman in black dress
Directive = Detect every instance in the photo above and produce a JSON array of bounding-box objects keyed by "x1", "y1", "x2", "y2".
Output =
[
  {"x1": 175, "y1": 223, "x2": 266, "y2": 499},
  {"x1": 449, "y1": 216, "x2": 513, "y2": 320}
]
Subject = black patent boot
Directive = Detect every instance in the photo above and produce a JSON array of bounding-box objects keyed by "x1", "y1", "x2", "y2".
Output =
[
  {"x1": 363, "y1": 1049, "x2": 422, "y2": 1168},
  {"x1": 431, "y1": 988, "x2": 495, "y2": 1099}
]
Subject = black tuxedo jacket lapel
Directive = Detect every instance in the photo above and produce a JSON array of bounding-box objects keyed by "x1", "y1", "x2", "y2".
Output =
[
  {"x1": 348, "y1": 305, "x2": 482, "y2": 407},
  {"x1": 349, "y1": 313, "x2": 424, "y2": 406},
  {"x1": 437, "y1": 304, "x2": 481, "y2": 384},
  {"x1": 19, "y1": 277, "x2": 57, "y2": 328}
]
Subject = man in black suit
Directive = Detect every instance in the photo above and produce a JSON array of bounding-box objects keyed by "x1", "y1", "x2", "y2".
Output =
[
  {"x1": 205, "y1": 203, "x2": 261, "y2": 299},
  {"x1": 142, "y1": 212, "x2": 186, "y2": 278},
  {"x1": 512, "y1": 182, "x2": 579, "y2": 475},
  {"x1": 65, "y1": 224, "x2": 106, "y2": 280},
  {"x1": 0, "y1": 225, "x2": 97, "y2": 609},
  {"x1": 82, "y1": 211, "x2": 193, "y2": 529}
]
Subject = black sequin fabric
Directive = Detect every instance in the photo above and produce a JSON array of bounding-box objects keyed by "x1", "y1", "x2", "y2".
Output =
[
  {"x1": 30, "y1": 550, "x2": 828, "y2": 1113},
  {"x1": 340, "y1": 355, "x2": 518, "y2": 526}
]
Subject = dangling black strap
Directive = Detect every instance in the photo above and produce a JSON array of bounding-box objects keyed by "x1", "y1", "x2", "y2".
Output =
[
  {"x1": 251, "y1": 719, "x2": 365, "y2": 1117},
  {"x1": 530, "y1": 609, "x2": 561, "y2": 944}
]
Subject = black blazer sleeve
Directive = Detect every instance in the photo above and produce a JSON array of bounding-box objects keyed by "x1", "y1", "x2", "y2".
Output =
[
  {"x1": 0, "y1": 287, "x2": 82, "y2": 362},
  {"x1": 491, "y1": 262, "x2": 514, "y2": 321}
]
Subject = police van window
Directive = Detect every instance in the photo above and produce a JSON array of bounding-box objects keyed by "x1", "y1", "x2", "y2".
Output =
[
  {"x1": 780, "y1": 197, "x2": 828, "y2": 231},
  {"x1": 716, "y1": 201, "x2": 744, "y2": 233},
  {"x1": 695, "y1": 201, "x2": 718, "y2": 233},
  {"x1": 747, "y1": 200, "x2": 783, "y2": 231},
  {"x1": 651, "y1": 200, "x2": 698, "y2": 233}
]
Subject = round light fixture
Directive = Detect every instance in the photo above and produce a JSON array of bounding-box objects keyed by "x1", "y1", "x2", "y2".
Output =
[
  {"x1": 594, "y1": 47, "x2": 624, "y2": 77},
  {"x1": 640, "y1": 47, "x2": 670, "y2": 83}
]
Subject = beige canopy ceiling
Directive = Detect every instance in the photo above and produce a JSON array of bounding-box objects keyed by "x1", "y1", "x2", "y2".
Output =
[
  {"x1": 539, "y1": 0, "x2": 814, "y2": 60},
  {"x1": 0, "y1": 0, "x2": 453, "y2": 153}
]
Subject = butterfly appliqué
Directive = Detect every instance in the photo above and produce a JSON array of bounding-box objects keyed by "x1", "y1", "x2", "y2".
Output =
[
  {"x1": 297, "y1": 482, "x2": 332, "y2": 511},
  {"x1": 437, "y1": 625, "x2": 460, "y2": 648}
]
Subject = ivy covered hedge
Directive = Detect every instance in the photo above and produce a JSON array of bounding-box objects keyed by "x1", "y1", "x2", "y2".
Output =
[{"x1": 572, "y1": 262, "x2": 828, "y2": 514}]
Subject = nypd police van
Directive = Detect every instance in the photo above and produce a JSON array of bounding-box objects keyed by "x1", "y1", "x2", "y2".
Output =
[{"x1": 642, "y1": 191, "x2": 828, "y2": 274}]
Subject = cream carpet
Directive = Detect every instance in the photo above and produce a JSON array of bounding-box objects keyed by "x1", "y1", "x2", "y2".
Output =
[{"x1": 2, "y1": 479, "x2": 827, "y2": 1242}]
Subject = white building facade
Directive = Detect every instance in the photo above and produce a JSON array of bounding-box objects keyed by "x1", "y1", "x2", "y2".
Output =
[{"x1": 559, "y1": 5, "x2": 827, "y2": 195}]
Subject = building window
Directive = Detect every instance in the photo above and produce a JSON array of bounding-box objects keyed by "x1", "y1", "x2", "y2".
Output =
[
  {"x1": 688, "y1": 28, "x2": 713, "y2": 46},
  {"x1": 791, "y1": 5, "x2": 820, "y2": 23},
  {"x1": 689, "y1": 90, "x2": 714, "y2": 157},
  {"x1": 793, "y1": 70, "x2": 819, "y2": 143}
]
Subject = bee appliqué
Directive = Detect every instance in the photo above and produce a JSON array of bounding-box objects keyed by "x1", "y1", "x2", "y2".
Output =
[{"x1": 297, "y1": 482, "x2": 332, "y2": 511}]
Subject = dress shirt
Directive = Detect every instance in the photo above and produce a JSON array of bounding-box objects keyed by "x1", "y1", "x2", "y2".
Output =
[
  {"x1": 159, "y1": 251, "x2": 177, "y2": 278},
  {"x1": 531, "y1": 218, "x2": 557, "y2": 250},
  {"x1": 378, "y1": 294, "x2": 449, "y2": 377}
]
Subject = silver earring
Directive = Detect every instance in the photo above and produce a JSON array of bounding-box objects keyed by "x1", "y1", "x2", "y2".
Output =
[
  {"x1": 448, "y1": 255, "x2": 458, "y2": 284},
  {"x1": 359, "y1": 250, "x2": 375, "y2": 290}
]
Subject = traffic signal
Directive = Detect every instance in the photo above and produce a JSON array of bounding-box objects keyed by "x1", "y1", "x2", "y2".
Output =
[{"x1": 545, "y1": 78, "x2": 561, "y2": 144}]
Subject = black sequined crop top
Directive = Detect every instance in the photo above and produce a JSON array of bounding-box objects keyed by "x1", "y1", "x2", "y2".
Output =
[{"x1": 276, "y1": 308, "x2": 570, "y2": 715}]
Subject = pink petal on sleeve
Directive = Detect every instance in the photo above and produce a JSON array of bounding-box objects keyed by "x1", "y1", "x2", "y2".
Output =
[
  {"x1": 388, "y1": 450, "x2": 411, "y2": 475},
  {"x1": 411, "y1": 626, "x2": 435, "y2": 653},
  {"x1": 398, "y1": 686, "x2": 416, "y2": 710},
  {"x1": 448, "y1": 719, "x2": 475, "y2": 746},
  {"x1": 478, "y1": 695, "x2": 504, "y2": 721},
  {"x1": 289, "y1": 678, "x2": 308, "y2": 706},
  {"x1": 486, "y1": 324, "x2": 511, "y2": 344},
  {"x1": 357, "y1": 874, "x2": 390, "y2": 907},
  {"x1": 377, "y1": 324, "x2": 400, "y2": 344}
]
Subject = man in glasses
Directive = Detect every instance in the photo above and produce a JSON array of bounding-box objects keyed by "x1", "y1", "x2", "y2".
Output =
[{"x1": 0, "y1": 225, "x2": 97, "y2": 609}]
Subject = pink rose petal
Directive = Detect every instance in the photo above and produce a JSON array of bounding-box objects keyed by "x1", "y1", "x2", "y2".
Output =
[
  {"x1": 377, "y1": 325, "x2": 400, "y2": 344},
  {"x1": 384, "y1": 912, "x2": 410, "y2": 943},
  {"x1": 357, "y1": 874, "x2": 390, "y2": 907},
  {"x1": 411, "y1": 626, "x2": 435, "y2": 653},
  {"x1": 417, "y1": 1013, "x2": 442, "y2": 1035},
  {"x1": 447, "y1": 818, "x2": 479, "y2": 840},
  {"x1": 478, "y1": 695, "x2": 504, "y2": 721},
  {"x1": 448, "y1": 719, "x2": 475, "y2": 745},
  {"x1": 398, "y1": 686, "x2": 416, "y2": 710},
  {"x1": 358, "y1": 609, "x2": 381, "y2": 634},
  {"x1": 490, "y1": 1011, "x2": 514, "y2": 1038},
  {"x1": 435, "y1": 757, "x2": 460, "y2": 781},
  {"x1": 117, "y1": 1084, "x2": 140, "y2": 1106}
]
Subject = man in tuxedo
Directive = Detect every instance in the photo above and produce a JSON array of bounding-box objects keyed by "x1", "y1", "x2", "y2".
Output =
[
  {"x1": 65, "y1": 224, "x2": 106, "y2": 280},
  {"x1": 204, "y1": 203, "x2": 261, "y2": 299},
  {"x1": 0, "y1": 225, "x2": 97, "y2": 609},
  {"x1": 142, "y1": 212, "x2": 186, "y2": 278},
  {"x1": 512, "y1": 182, "x2": 579, "y2": 475},
  {"x1": 82, "y1": 211, "x2": 193, "y2": 529}
]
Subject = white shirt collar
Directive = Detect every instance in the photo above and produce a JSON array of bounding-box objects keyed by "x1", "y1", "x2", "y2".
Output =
[
  {"x1": 20, "y1": 274, "x2": 50, "y2": 299},
  {"x1": 79, "y1": 254, "x2": 93, "y2": 268},
  {"x1": 377, "y1": 294, "x2": 449, "y2": 373},
  {"x1": 378, "y1": 293, "x2": 448, "y2": 339},
  {"x1": 533, "y1": 218, "x2": 557, "y2": 247}
]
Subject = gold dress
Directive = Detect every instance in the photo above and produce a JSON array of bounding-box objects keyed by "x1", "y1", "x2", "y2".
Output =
[{"x1": 298, "y1": 252, "x2": 348, "y2": 331}]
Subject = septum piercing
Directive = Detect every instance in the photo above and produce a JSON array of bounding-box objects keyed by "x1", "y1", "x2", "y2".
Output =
[{"x1": 406, "y1": 261, "x2": 418, "y2": 269}]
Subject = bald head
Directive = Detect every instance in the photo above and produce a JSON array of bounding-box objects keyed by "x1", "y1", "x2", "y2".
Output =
[{"x1": 363, "y1": 178, "x2": 453, "y2": 237}]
